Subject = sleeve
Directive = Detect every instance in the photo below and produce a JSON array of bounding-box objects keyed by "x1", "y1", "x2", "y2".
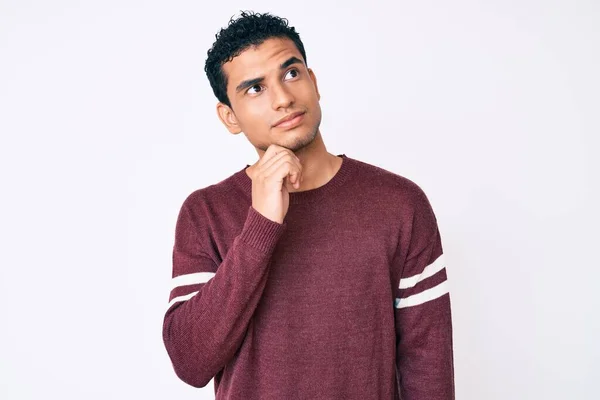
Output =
[
  {"x1": 393, "y1": 187, "x2": 455, "y2": 400},
  {"x1": 162, "y1": 201, "x2": 286, "y2": 388}
]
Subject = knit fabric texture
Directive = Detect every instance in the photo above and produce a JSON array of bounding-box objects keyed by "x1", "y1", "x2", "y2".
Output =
[{"x1": 162, "y1": 154, "x2": 455, "y2": 399}]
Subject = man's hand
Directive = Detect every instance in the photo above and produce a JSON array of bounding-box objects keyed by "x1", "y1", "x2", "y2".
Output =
[{"x1": 249, "y1": 144, "x2": 303, "y2": 224}]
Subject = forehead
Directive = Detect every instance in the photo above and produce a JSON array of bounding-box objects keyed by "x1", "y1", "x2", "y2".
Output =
[{"x1": 222, "y1": 37, "x2": 303, "y2": 92}]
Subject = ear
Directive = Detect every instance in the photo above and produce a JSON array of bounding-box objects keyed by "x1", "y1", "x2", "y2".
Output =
[
  {"x1": 216, "y1": 102, "x2": 242, "y2": 134},
  {"x1": 308, "y1": 68, "x2": 321, "y2": 101}
]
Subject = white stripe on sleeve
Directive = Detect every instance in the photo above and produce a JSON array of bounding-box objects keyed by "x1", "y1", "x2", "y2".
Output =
[
  {"x1": 399, "y1": 253, "x2": 445, "y2": 289},
  {"x1": 171, "y1": 272, "x2": 215, "y2": 291},
  {"x1": 394, "y1": 280, "x2": 449, "y2": 309},
  {"x1": 167, "y1": 290, "x2": 200, "y2": 310}
]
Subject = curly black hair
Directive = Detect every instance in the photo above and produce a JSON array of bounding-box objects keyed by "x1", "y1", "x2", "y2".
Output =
[{"x1": 204, "y1": 10, "x2": 308, "y2": 108}]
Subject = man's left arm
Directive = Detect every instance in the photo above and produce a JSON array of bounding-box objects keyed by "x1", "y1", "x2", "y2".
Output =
[{"x1": 393, "y1": 188, "x2": 455, "y2": 399}]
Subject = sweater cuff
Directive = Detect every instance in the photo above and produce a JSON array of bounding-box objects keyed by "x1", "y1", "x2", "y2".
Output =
[{"x1": 238, "y1": 206, "x2": 287, "y2": 254}]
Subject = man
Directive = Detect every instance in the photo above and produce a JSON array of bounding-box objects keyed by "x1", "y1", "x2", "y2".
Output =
[{"x1": 162, "y1": 10, "x2": 455, "y2": 400}]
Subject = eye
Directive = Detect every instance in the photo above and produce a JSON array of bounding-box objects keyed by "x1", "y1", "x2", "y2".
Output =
[
  {"x1": 245, "y1": 69, "x2": 300, "y2": 96},
  {"x1": 284, "y1": 68, "x2": 300, "y2": 80},
  {"x1": 246, "y1": 84, "x2": 263, "y2": 95}
]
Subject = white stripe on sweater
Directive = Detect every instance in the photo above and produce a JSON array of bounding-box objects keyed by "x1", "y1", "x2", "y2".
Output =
[
  {"x1": 167, "y1": 290, "x2": 199, "y2": 310},
  {"x1": 394, "y1": 280, "x2": 449, "y2": 309},
  {"x1": 171, "y1": 272, "x2": 215, "y2": 291},
  {"x1": 166, "y1": 272, "x2": 215, "y2": 311},
  {"x1": 399, "y1": 253, "x2": 445, "y2": 289}
]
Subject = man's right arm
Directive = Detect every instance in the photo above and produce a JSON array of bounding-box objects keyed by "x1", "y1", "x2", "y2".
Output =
[{"x1": 162, "y1": 202, "x2": 286, "y2": 388}]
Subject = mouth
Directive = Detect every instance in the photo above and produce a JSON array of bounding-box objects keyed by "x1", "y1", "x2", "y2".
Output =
[{"x1": 273, "y1": 111, "x2": 306, "y2": 129}]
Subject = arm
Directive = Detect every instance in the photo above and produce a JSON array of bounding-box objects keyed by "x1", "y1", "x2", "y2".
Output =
[
  {"x1": 394, "y1": 189, "x2": 455, "y2": 399},
  {"x1": 162, "y1": 202, "x2": 286, "y2": 388}
]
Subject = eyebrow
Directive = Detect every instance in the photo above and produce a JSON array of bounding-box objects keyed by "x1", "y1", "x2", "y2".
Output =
[{"x1": 235, "y1": 56, "x2": 304, "y2": 94}]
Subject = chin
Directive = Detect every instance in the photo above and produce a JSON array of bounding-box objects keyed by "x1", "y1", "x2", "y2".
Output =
[{"x1": 283, "y1": 127, "x2": 317, "y2": 152}]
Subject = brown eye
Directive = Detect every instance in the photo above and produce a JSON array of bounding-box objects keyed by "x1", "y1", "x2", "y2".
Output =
[
  {"x1": 247, "y1": 84, "x2": 263, "y2": 94},
  {"x1": 284, "y1": 69, "x2": 299, "y2": 80}
]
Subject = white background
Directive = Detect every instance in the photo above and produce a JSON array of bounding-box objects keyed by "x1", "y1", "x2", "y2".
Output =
[{"x1": 1, "y1": 1, "x2": 598, "y2": 399}]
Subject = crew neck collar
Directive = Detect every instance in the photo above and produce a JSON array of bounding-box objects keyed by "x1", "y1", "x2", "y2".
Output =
[{"x1": 232, "y1": 154, "x2": 354, "y2": 205}]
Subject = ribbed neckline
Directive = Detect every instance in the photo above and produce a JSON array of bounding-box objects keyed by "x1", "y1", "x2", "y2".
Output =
[{"x1": 232, "y1": 154, "x2": 354, "y2": 205}]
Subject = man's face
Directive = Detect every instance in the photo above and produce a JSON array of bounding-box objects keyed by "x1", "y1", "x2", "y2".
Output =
[{"x1": 218, "y1": 37, "x2": 322, "y2": 154}]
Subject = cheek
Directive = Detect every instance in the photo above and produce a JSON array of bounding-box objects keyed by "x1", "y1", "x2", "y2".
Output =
[
  {"x1": 236, "y1": 104, "x2": 274, "y2": 136},
  {"x1": 300, "y1": 84, "x2": 320, "y2": 104},
  {"x1": 245, "y1": 98, "x2": 270, "y2": 117},
  {"x1": 236, "y1": 102, "x2": 267, "y2": 125}
]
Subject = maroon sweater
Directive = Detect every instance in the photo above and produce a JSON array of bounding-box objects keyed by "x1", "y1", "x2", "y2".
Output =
[{"x1": 162, "y1": 154, "x2": 455, "y2": 399}]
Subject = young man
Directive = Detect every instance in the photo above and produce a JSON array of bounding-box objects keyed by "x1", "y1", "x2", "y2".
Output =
[{"x1": 162, "y1": 10, "x2": 455, "y2": 400}]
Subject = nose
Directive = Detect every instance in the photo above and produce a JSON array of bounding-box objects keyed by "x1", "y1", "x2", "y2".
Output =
[{"x1": 271, "y1": 82, "x2": 295, "y2": 110}]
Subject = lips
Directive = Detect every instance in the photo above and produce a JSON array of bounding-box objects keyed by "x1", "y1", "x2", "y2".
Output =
[{"x1": 274, "y1": 111, "x2": 305, "y2": 128}]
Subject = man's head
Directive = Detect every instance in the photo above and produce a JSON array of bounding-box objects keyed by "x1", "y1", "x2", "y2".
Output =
[{"x1": 205, "y1": 11, "x2": 322, "y2": 154}]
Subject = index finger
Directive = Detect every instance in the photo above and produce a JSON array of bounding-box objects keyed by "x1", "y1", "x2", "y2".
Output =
[{"x1": 259, "y1": 144, "x2": 294, "y2": 166}]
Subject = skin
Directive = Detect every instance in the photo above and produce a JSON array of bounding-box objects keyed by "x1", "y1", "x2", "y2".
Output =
[{"x1": 216, "y1": 37, "x2": 343, "y2": 193}]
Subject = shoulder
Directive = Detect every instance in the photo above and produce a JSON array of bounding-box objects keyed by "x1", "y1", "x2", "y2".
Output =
[
  {"x1": 179, "y1": 170, "x2": 243, "y2": 214},
  {"x1": 349, "y1": 156, "x2": 433, "y2": 210},
  {"x1": 350, "y1": 157, "x2": 440, "y2": 247}
]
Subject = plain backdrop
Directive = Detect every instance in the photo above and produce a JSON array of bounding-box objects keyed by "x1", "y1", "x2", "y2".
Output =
[{"x1": 1, "y1": 1, "x2": 598, "y2": 399}]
